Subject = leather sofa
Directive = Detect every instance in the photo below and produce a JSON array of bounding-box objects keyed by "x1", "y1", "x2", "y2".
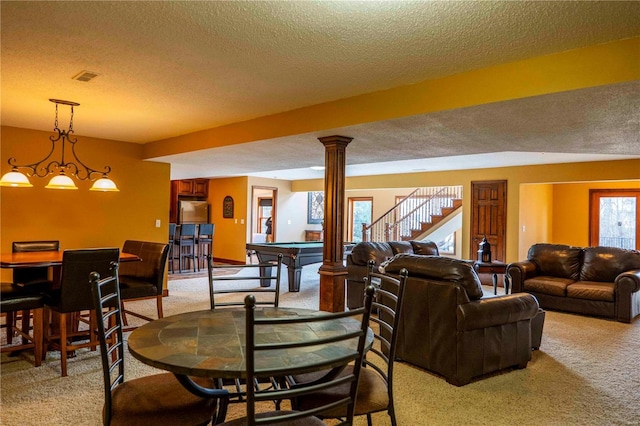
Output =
[
  {"x1": 507, "y1": 243, "x2": 640, "y2": 323},
  {"x1": 345, "y1": 240, "x2": 439, "y2": 309},
  {"x1": 380, "y1": 254, "x2": 540, "y2": 386}
]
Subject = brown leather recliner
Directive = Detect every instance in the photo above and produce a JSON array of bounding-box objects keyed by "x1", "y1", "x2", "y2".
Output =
[{"x1": 381, "y1": 254, "x2": 539, "y2": 386}]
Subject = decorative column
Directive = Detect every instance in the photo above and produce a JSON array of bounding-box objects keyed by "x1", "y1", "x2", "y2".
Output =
[{"x1": 318, "y1": 135, "x2": 352, "y2": 312}]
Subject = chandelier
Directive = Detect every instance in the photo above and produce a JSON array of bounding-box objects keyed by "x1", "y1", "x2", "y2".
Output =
[{"x1": 0, "y1": 99, "x2": 119, "y2": 191}]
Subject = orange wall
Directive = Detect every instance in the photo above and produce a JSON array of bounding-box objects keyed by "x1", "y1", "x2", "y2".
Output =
[
  {"x1": 518, "y1": 184, "x2": 554, "y2": 258},
  {"x1": 552, "y1": 180, "x2": 640, "y2": 247},
  {"x1": 207, "y1": 176, "x2": 248, "y2": 263},
  {"x1": 1, "y1": 126, "x2": 170, "y2": 281}
]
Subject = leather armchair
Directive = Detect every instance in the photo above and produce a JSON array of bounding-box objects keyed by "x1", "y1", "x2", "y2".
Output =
[{"x1": 381, "y1": 254, "x2": 539, "y2": 386}]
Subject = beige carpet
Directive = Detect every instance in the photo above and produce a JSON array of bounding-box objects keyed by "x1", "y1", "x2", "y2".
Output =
[{"x1": 1, "y1": 265, "x2": 639, "y2": 425}]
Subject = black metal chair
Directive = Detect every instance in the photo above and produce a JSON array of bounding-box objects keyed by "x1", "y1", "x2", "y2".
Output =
[
  {"x1": 219, "y1": 286, "x2": 376, "y2": 426},
  {"x1": 291, "y1": 262, "x2": 408, "y2": 426},
  {"x1": 42, "y1": 248, "x2": 120, "y2": 377},
  {"x1": 207, "y1": 254, "x2": 282, "y2": 310},
  {"x1": 118, "y1": 240, "x2": 169, "y2": 331},
  {"x1": 206, "y1": 253, "x2": 283, "y2": 405},
  {"x1": 177, "y1": 223, "x2": 197, "y2": 273},
  {"x1": 90, "y1": 264, "x2": 228, "y2": 426}
]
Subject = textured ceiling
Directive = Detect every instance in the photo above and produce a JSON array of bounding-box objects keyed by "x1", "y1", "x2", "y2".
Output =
[{"x1": 1, "y1": 1, "x2": 639, "y2": 180}]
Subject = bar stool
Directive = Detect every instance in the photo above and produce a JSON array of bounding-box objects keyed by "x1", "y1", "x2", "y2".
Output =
[
  {"x1": 196, "y1": 223, "x2": 214, "y2": 270},
  {"x1": 177, "y1": 224, "x2": 197, "y2": 273},
  {"x1": 168, "y1": 223, "x2": 178, "y2": 273}
]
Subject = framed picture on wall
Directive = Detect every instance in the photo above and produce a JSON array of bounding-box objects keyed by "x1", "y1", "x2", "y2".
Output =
[{"x1": 307, "y1": 191, "x2": 324, "y2": 224}]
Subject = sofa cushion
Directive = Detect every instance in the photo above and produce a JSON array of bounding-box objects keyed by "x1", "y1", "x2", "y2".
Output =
[
  {"x1": 580, "y1": 246, "x2": 640, "y2": 283},
  {"x1": 381, "y1": 254, "x2": 484, "y2": 300},
  {"x1": 409, "y1": 240, "x2": 439, "y2": 256},
  {"x1": 349, "y1": 242, "x2": 395, "y2": 266},
  {"x1": 566, "y1": 281, "x2": 615, "y2": 302},
  {"x1": 528, "y1": 243, "x2": 582, "y2": 280},
  {"x1": 388, "y1": 241, "x2": 413, "y2": 255},
  {"x1": 524, "y1": 276, "x2": 574, "y2": 297}
]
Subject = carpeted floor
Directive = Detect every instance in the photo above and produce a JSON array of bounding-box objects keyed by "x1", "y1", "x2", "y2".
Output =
[{"x1": 1, "y1": 264, "x2": 639, "y2": 425}]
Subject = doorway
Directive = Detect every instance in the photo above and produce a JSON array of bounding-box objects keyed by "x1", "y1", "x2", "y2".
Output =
[
  {"x1": 470, "y1": 180, "x2": 507, "y2": 262},
  {"x1": 251, "y1": 186, "x2": 277, "y2": 243}
]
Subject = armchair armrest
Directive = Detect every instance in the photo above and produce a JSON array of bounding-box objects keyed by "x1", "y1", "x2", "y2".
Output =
[
  {"x1": 507, "y1": 261, "x2": 538, "y2": 292},
  {"x1": 457, "y1": 293, "x2": 539, "y2": 331}
]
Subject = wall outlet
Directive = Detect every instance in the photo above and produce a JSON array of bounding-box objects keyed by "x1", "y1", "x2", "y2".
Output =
[
  {"x1": 287, "y1": 220, "x2": 292, "y2": 225},
  {"x1": 235, "y1": 219, "x2": 238, "y2": 224},
  {"x1": 241, "y1": 219, "x2": 244, "y2": 224},
  {"x1": 155, "y1": 219, "x2": 161, "y2": 228}
]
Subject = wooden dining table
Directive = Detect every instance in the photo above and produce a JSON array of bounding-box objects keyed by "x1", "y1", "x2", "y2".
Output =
[
  {"x1": 128, "y1": 307, "x2": 373, "y2": 397},
  {"x1": 0, "y1": 250, "x2": 140, "y2": 269}
]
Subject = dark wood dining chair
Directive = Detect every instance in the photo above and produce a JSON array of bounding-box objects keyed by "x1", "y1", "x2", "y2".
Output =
[
  {"x1": 90, "y1": 264, "x2": 228, "y2": 426},
  {"x1": 118, "y1": 240, "x2": 169, "y2": 331},
  {"x1": 290, "y1": 262, "x2": 408, "y2": 426},
  {"x1": 219, "y1": 286, "x2": 376, "y2": 426},
  {"x1": 42, "y1": 248, "x2": 120, "y2": 377},
  {"x1": 6, "y1": 240, "x2": 59, "y2": 348},
  {"x1": 0, "y1": 282, "x2": 44, "y2": 366}
]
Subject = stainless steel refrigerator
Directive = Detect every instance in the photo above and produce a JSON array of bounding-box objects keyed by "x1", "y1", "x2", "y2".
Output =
[{"x1": 179, "y1": 200, "x2": 209, "y2": 224}]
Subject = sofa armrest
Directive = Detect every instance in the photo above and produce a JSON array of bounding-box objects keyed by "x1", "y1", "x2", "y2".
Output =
[
  {"x1": 457, "y1": 293, "x2": 539, "y2": 331},
  {"x1": 506, "y1": 261, "x2": 537, "y2": 292},
  {"x1": 616, "y1": 269, "x2": 640, "y2": 293}
]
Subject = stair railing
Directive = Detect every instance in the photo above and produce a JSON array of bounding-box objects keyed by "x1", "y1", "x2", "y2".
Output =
[{"x1": 362, "y1": 186, "x2": 462, "y2": 242}]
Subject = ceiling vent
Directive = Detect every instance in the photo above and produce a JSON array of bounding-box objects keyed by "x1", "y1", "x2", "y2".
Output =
[{"x1": 72, "y1": 70, "x2": 99, "y2": 82}]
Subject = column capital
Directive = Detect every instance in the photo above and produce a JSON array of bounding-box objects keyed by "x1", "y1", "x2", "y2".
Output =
[{"x1": 318, "y1": 135, "x2": 353, "y2": 148}]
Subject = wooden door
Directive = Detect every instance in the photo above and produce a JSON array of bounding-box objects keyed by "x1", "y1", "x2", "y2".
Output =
[{"x1": 470, "y1": 180, "x2": 507, "y2": 261}]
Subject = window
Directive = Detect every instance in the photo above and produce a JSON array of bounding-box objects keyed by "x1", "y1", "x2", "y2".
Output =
[
  {"x1": 590, "y1": 189, "x2": 639, "y2": 250},
  {"x1": 348, "y1": 198, "x2": 373, "y2": 243}
]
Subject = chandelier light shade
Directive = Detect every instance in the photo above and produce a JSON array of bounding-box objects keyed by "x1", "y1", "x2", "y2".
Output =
[{"x1": 0, "y1": 99, "x2": 119, "y2": 191}]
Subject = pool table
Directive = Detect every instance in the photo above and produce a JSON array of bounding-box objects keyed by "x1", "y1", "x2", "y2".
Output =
[{"x1": 246, "y1": 242, "x2": 324, "y2": 292}]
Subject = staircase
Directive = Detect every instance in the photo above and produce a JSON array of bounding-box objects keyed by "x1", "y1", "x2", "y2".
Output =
[{"x1": 362, "y1": 186, "x2": 463, "y2": 242}]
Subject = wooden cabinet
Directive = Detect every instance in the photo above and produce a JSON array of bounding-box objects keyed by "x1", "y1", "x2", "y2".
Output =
[
  {"x1": 176, "y1": 179, "x2": 208, "y2": 197},
  {"x1": 170, "y1": 179, "x2": 209, "y2": 223},
  {"x1": 305, "y1": 230, "x2": 323, "y2": 241}
]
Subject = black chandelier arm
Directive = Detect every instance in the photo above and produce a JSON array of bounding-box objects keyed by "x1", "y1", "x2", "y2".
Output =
[{"x1": 68, "y1": 136, "x2": 112, "y2": 181}]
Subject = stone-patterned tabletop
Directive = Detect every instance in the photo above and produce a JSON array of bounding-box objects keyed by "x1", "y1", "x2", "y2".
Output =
[{"x1": 128, "y1": 308, "x2": 371, "y2": 379}]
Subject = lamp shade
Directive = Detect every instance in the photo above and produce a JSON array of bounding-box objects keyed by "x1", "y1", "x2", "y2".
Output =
[
  {"x1": 45, "y1": 173, "x2": 78, "y2": 190},
  {"x1": 0, "y1": 170, "x2": 33, "y2": 187},
  {"x1": 90, "y1": 177, "x2": 119, "y2": 192}
]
